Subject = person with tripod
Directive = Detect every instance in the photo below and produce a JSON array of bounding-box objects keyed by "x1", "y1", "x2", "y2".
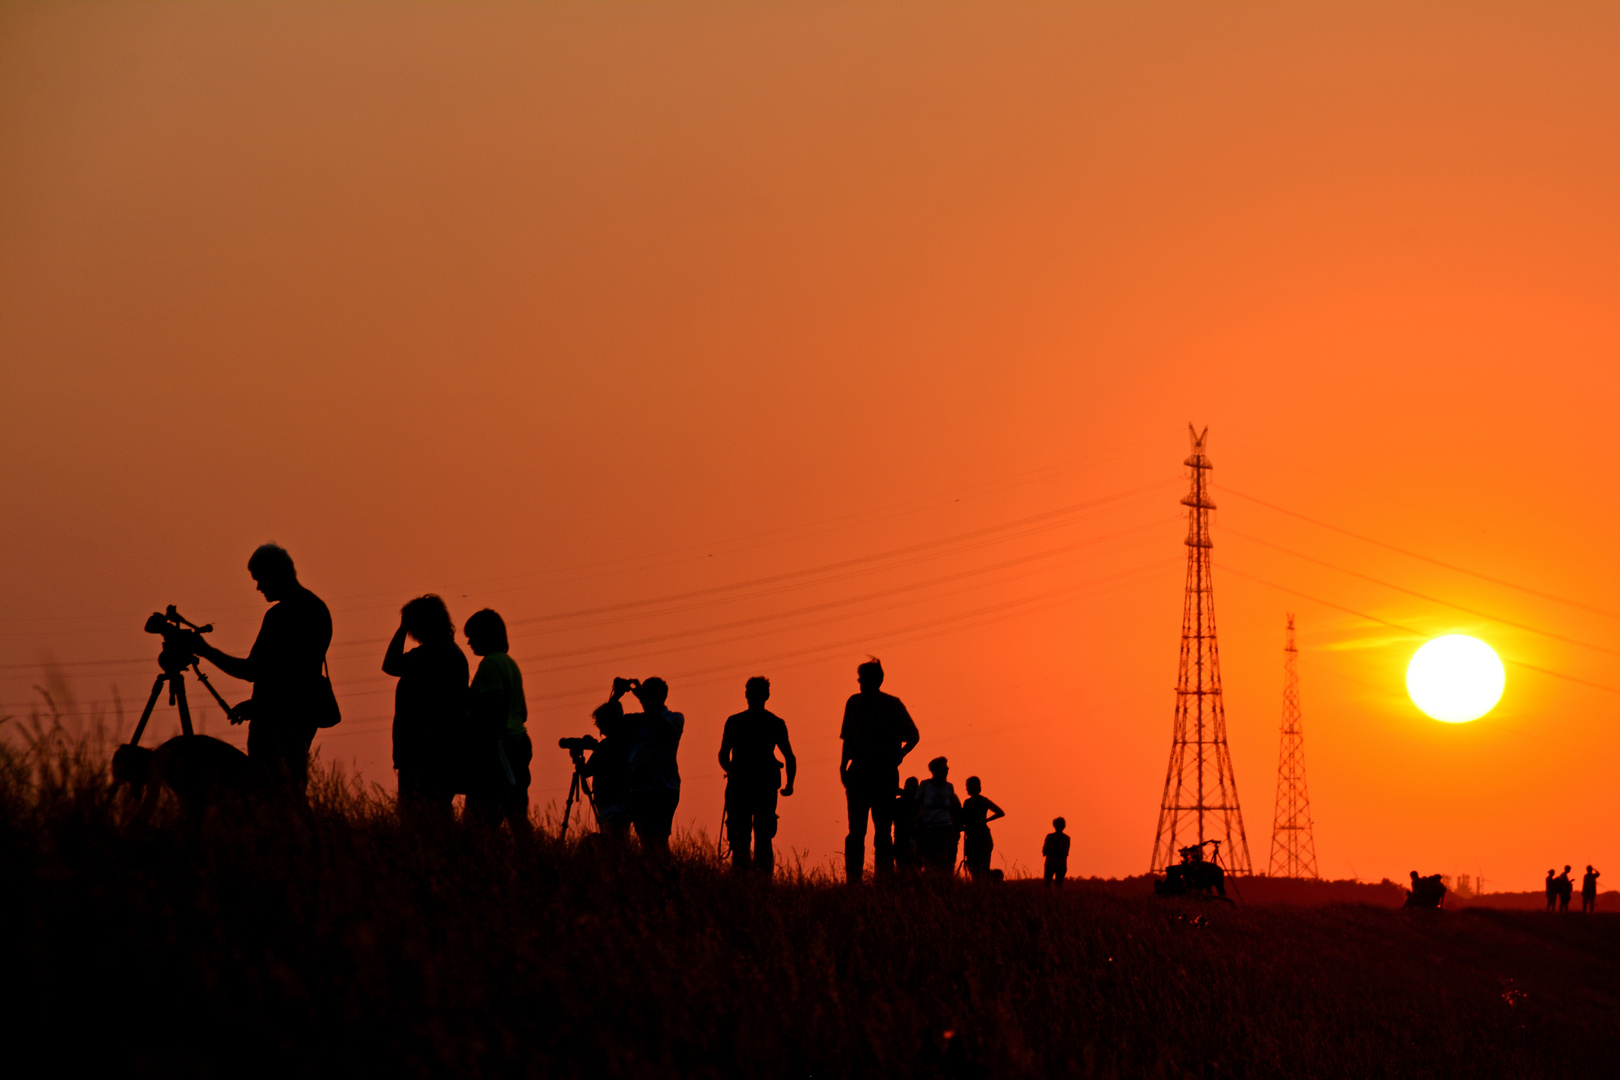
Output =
[
  {"x1": 190, "y1": 544, "x2": 332, "y2": 799},
  {"x1": 718, "y1": 676, "x2": 796, "y2": 874}
]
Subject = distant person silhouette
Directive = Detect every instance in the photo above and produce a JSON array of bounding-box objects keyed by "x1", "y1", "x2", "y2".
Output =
[
  {"x1": 383, "y1": 594, "x2": 469, "y2": 819},
  {"x1": 191, "y1": 544, "x2": 332, "y2": 799},
  {"x1": 839, "y1": 658, "x2": 919, "y2": 883},
  {"x1": 1403, "y1": 870, "x2": 1447, "y2": 909},
  {"x1": 916, "y1": 756, "x2": 961, "y2": 875},
  {"x1": 1043, "y1": 817, "x2": 1071, "y2": 885},
  {"x1": 1546, "y1": 868, "x2": 1558, "y2": 911},
  {"x1": 1583, "y1": 865, "x2": 1601, "y2": 914},
  {"x1": 960, "y1": 776, "x2": 1005, "y2": 881},
  {"x1": 893, "y1": 776, "x2": 921, "y2": 871},
  {"x1": 718, "y1": 676, "x2": 797, "y2": 874},
  {"x1": 1557, "y1": 865, "x2": 1574, "y2": 912},
  {"x1": 597, "y1": 676, "x2": 684, "y2": 855},
  {"x1": 582, "y1": 702, "x2": 633, "y2": 840},
  {"x1": 463, "y1": 610, "x2": 530, "y2": 829}
]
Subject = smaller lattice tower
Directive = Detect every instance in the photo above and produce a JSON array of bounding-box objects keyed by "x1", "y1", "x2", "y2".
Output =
[{"x1": 1268, "y1": 614, "x2": 1319, "y2": 878}]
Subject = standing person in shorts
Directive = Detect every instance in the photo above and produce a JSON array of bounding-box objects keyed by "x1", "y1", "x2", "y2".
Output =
[
  {"x1": 718, "y1": 676, "x2": 797, "y2": 874},
  {"x1": 464, "y1": 609, "x2": 530, "y2": 829},
  {"x1": 916, "y1": 756, "x2": 961, "y2": 875}
]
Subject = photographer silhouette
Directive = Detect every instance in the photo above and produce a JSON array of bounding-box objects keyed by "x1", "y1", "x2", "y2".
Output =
[{"x1": 191, "y1": 544, "x2": 333, "y2": 799}]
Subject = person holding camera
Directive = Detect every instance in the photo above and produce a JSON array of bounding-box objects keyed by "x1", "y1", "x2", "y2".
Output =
[
  {"x1": 382, "y1": 594, "x2": 469, "y2": 819},
  {"x1": 463, "y1": 609, "x2": 530, "y2": 829},
  {"x1": 595, "y1": 676, "x2": 684, "y2": 855},
  {"x1": 190, "y1": 543, "x2": 333, "y2": 799},
  {"x1": 718, "y1": 676, "x2": 796, "y2": 874},
  {"x1": 839, "y1": 658, "x2": 919, "y2": 883}
]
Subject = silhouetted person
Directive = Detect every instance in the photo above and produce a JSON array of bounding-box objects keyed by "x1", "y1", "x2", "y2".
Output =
[
  {"x1": 1546, "y1": 868, "x2": 1558, "y2": 911},
  {"x1": 839, "y1": 658, "x2": 919, "y2": 883},
  {"x1": 1043, "y1": 817, "x2": 1071, "y2": 885},
  {"x1": 960, "y1": 776, "x2": 1005, "y2": 881},
  {"x1": 1583, "y1": 865, "x2": 1600, "y2": 914},
  {"x1": 597, "y1": 676, "x2": 684, "y2": 855},
  {"x1": 582, "y1": 702, "x2": 633, "y2": 840},
  {"x1": 192, "y1": 544, "x2": 332, "y2": 799},
  {"x1": 893, "y1": 776, "x2": 921, "y2": 871},
  {"x1": 916, "y1": 756, "x2": 961, "y2": 875},
  {"x1": 463, "y1": 609, "x2": 530, "y2": 829},
  {"x1": 718, "y1": 676, "x2": 796, "y2": 874},
  {"x1": 1557, "y1": 865, "x2": 1574, "y2": 912},
  {"x1": 383, "y1": 594, "x2": 469, "y2": 819}
]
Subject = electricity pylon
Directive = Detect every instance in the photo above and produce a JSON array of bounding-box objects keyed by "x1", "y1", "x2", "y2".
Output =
[
  {"x1": 1151, "y1": 426, "x2": 1253, "y2": 874},
  {"x1": 1268, "y1": 614, "x2": 1319, "y2": 878}
]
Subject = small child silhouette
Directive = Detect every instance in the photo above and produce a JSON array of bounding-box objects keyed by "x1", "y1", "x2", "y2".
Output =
[{"x1": 1043, "y1": 817, "x2": 1071, "y2": 885}]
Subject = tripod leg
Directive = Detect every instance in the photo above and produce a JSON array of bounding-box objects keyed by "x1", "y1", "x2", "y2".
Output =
[
  {"x1": 173, "y1": 675, "x2": 194, "y2": 737},
  {"x1": 560, "y1": 772, "x2": 578, "y2": 840},
  {"x1": 129, "y1": 674, "x2": 168, "y2": 747}
]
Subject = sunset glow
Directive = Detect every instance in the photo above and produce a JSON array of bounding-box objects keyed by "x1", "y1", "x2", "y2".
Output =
[{"x1": 1406, "y1": 635, "x2": 1506, "y2": 723}]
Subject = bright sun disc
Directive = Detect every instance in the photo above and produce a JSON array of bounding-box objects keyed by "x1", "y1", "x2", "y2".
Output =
[{"x1": 1406, "y1": 635, "x2": 1505, "y2": 723}]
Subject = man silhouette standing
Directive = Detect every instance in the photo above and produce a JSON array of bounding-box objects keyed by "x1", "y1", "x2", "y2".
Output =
[
  {"x1": 839, "y1": 658, "x2": 918, "y2": 883},
  {"x1": 1557, "y1": 865, "x2": 1575, "y2": 912},
  {"x1": 1583, "y1": 865, "x2": 1601, "y2": 914},
  {"x1": 1546, "y1": 869, "x2": 1557, "y2": 911},
  {"x1": 192, "y1": 543, "x2": 332, "y2": 798},
  {"x1": 718, "y1": 676, "x2": 796, "y2": 874}
]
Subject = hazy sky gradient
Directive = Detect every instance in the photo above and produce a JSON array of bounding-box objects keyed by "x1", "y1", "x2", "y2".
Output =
[{"x1": 5, "y1": 2, "x2": 1620, "y2": 886}]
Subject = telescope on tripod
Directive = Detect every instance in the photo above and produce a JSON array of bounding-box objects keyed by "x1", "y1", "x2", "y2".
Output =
[{"x1": 126, "y1": 606, "x2": 240, "y2": 746}]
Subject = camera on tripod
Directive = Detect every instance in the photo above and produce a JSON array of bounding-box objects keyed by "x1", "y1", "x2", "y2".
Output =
[
  {"x1": 144, "y1": 606, "x2": 210, "y2": 673},
  {"x1": 558, "y1": 734, "x2": 599, "y2": 755},
  {"x1": 126, "y1": 605, "x2": 241, "y2": 747}
]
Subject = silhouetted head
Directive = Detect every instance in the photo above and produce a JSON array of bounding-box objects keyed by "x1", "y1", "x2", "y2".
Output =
[
  {"x1": 903, "y1": 776, "x2": 918, "y2": 795},
  {"x1": 745, "y1": 676, "x2": 770, "y2": 708},
  {"x1": 928, "y1": 756, "x2": 948, "y2": 781},
  {"x1": 1052, "y1": 817, "x2": 1066, "y2": 832},
  {"x1": 966, "y1": 776, "x2": 981, "y2": 796},
  {"x1": 1564, "y1": 865, "x2": 1572, "y2": 874},
  {"x1": 401, "y1": 594, "x2": 454, "y2": 645},
  {"x1": 856, "y1": 658, "x2": 883, "y2": 693},
  {"x1": 1410, "y1": 871, "x2": 1420, "y2": 883},
  {"x1": 463, "y1": 609, "x2": 508, "y2": 655},
  {"x1": 248, "y1": 543, "x2": 297, "y2": 601},
  {"x1": 1588, "y1": 865, "x2": 1595, "y2": 873},
  {"x1": 592, "y1": 702, "x2": 619, "y2": 735},
  {"x1": 111, "y1": 743, "x2": 154, "y2": 791},
  {"x1": 634, "y1": 677, "x2": 669, "y2": 712}
]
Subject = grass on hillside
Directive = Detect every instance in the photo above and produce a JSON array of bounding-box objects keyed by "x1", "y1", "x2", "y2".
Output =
[{"x1": 3, "y1": 723, "x2": 1619, "y2": 1079}]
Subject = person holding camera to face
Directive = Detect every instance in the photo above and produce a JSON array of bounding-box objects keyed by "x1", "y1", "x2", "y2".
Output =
[
  {"x1": 578, "y1": 702, "x2": 633, "y2": 840},
  {"x1": 190, "y1": 543, "x2": 332, "y2": 799},
  {"x1": 595, "y1": 676, "x2": 684, "y2": 855}
]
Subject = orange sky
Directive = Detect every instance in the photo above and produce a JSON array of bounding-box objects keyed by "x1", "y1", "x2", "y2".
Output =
[{"x1": 4, "y1": 2, "x2": 1620, "y2": 888}]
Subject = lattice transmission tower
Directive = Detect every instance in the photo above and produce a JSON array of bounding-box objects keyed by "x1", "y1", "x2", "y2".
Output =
[
  {"x1": 1268, "y1": 615, "x2": 1319, "y2": 878},
  {"x1": 1151, "y1": 426, "x2": 1253, "y2": 874}
]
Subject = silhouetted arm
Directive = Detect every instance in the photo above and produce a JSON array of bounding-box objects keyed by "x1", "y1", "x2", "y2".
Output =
[
  {"x1": 777, "y1": 723, "x2": 796, "y2": 796},
  {"x1": 382, "y1": 624, "x2": 408, "y2": 677},
  {"x1": 718, "y1": 719, "x2": 734, "y2": 776},
  {"x1": 897, "y1": 702, "x2": 919, "y2": 764},
  {"x1": 984, "y1": 798, "x2": 1006, "y2": 823},
  {"x1": 193, "y1": 638, "x2": 255, "y2": 682}
]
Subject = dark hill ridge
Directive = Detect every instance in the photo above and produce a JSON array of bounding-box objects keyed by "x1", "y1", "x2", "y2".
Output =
[{"x1": 4, "y1": 751, "x2": 1619, "y2": 1078}]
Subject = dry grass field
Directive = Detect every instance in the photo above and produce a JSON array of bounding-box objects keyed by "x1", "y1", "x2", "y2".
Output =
[{"x1": 4, "y1": 727, "x2": 1618, "y2": 1079}]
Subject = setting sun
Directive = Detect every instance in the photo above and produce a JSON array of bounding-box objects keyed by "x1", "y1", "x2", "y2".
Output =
[{"x1": 1406, "y1": 635, "x2": 1506, "y2": 723}]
